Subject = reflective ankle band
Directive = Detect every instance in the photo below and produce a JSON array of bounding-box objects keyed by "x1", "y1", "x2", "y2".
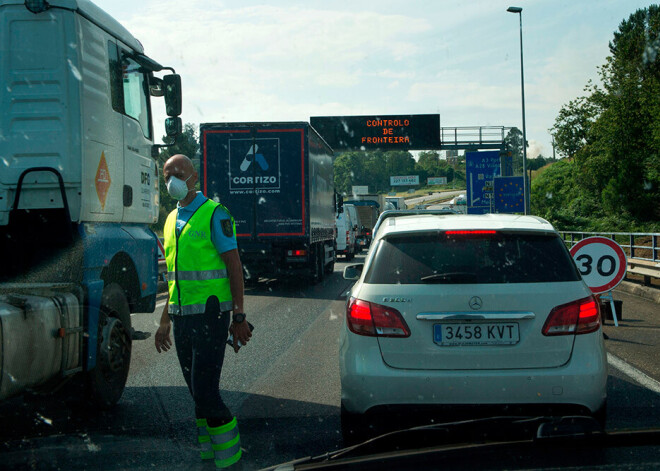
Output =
[
  {"x1": 196, "y1": 418, "x2": 213, "y2": 460},
  {"x1": 213, "y1": 441, "x2": 241, "y2": 468},
  {"x1": 208, "y1": 417, "x2": 241, "y2": 468},
  {"x1": 197, "y1": 418, "x2": 209, "y2": 435}
]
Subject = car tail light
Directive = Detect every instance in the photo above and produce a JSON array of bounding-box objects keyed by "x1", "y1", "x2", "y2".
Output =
[
  {"x1": 542, "y1": 296, "x2": 601, "y2": 336},
  {"x1": 446, "y1": 230, "x2": 497, "y2": 235},
  {"x1": 346, "y1": 297, "x2": 410, "y2": 337},
  {"x1": 346, "y1": 230, "x2": 350, "y2": 243},
  {"x1": 287, "y1": 249, "x2": 307, "y2": 256}
]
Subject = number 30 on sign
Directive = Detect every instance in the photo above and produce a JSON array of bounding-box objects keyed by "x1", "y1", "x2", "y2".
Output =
[{"x1": 569, "y1": 236, "x2": 627, "y2": 294}]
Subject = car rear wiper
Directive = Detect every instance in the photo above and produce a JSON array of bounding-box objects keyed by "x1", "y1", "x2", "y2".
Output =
[{"x1": 420, "y1": 272, "x2": 477, "y2": 283}]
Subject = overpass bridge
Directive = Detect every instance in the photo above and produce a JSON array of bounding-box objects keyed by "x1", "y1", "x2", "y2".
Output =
[{"x1": 439, "y1": 126, "x2": 515, "y2": 151}]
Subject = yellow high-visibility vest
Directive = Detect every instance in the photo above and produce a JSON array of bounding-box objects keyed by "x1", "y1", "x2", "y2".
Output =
[{"x1": 164, "y1": 199, "x2": 236, "y2": 315}]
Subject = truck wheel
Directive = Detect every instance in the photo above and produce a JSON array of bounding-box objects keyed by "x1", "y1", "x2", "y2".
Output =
[
  {"x1": 310, "y1": 245, "x2": 324, "y2": 284},
  {"x1": 87, "y1": 283, "x2": 132, "y2": 409},
  {"x1": 324, "y1": 247, "x2": 335, "y2": 274}
]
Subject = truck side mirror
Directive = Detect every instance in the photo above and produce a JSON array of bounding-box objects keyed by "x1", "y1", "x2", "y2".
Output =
[
  {"x1": 165, "y1": 117, "x2": 182, "y2": 138},
  {"x1": 163, "y1": 74, "x2": 182, "y2": 117}
]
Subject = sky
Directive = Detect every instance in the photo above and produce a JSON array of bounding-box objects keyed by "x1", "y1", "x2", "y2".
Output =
[{"x1": 94, "y1": 0, "x2": 657, "y2": 159}]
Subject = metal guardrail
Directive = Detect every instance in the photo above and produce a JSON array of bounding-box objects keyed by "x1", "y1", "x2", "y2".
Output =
[{"x1": 560, "y1": 231, "x2": 660, "y2": 285}]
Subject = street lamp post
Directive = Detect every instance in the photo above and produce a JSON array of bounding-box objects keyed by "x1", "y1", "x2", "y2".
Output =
[{"x1": 507, "y1": 6, "x2": 529, "y2": 215}]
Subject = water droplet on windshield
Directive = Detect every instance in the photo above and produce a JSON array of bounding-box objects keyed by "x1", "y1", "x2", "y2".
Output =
[
  {"x1": 67, "y1": 59, "x2": 82, "y2": 81},
  {"x1": 35, "y1": 413, "x2": 53, "y2": 426}
]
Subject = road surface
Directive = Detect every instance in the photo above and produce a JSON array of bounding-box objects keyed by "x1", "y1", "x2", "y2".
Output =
[{"x1": 405, "y1": 190, "x2": 464, "y2": 207}]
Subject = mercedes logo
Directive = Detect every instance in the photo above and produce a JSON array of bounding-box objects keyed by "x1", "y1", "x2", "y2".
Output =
[{"x1": 469, "y1": 296, "x2": 483, "y2": 310}]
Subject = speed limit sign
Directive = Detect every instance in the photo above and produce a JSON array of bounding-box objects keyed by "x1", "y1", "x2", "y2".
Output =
[{"x1": 569, "y1": 237, "x2": 627, "y2": 294}]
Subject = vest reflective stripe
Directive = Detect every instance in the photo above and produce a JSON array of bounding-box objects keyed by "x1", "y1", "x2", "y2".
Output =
[
  {"x1": 168, "y1": 301, "x2": 233, "y2": 315},
  {"x1": 167, "y1": 269, "x2": 228, "y2": 282},
  {"x1": 196, "y1": 418, "x2": 213, "y2": 460},
  {"x1": 208, "y1": 418, "x2": 241, "y2": 468},
  {"x1": 164, "y1": 199, "x2": 236, "y2": 316}
]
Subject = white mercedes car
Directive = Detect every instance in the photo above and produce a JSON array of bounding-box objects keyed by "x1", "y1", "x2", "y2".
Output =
[{"x1": 340, "y1": 211, "x2": 608, "y2": 443}]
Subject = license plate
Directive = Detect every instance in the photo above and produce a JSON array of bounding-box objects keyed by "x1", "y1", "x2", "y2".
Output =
[{"x1": 434, "y1": 323, "x2": 519, "y2": 346}]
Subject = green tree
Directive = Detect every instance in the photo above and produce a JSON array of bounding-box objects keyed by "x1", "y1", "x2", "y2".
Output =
[
  {"x1": 503, "y1": 127, "x2": 524, "y2": 174},
  {"x1": 546, "y1": 6, "x2": 660, "y2": 228},
  {"x1": 415, "y1": 151, "x2": 440, "y2": 180},
  {"x1": 334, "y1": 151, "x2": 370, "y2": 195},
  {"x1": 549, "y1": 91, "x2": 603, "y2": 160}
]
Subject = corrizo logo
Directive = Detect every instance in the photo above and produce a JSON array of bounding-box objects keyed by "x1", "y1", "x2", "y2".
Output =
[{"x1": 229, "y1": 139, "x2": 280, "y2": 190}]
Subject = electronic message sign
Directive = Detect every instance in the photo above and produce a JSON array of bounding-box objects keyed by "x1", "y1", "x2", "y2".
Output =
[{"x1": 310, "y1": 114, "x2": 440, "y2": 150}]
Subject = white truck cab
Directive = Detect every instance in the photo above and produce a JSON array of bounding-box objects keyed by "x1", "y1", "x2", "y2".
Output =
[
  {"x1": 1, "y1": 0, "x2": 181, "y2": 229},
  {"x1": 0, "y1": 0, "x2": 182, "y2": 408}
]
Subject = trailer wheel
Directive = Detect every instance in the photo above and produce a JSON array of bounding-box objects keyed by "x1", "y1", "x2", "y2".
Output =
[
  {"x1": 310, "y1": 244, "x2": 324, "y2": 284},
  {"x1": 87, "y1": 283, "x2": 132, "y2": 409},
  {"x1": 324, "y1": 246, "x2": 335, "y2": 274}
]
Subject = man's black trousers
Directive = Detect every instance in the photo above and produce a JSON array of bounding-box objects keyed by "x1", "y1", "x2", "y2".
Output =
[{"x1": 171, "y1": 297, "x2": 233, "y2": 426}]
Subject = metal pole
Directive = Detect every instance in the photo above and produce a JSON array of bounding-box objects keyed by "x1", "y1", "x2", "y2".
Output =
[{"x1": 517, "y1": 12, "x2": 529, "y2": 214}]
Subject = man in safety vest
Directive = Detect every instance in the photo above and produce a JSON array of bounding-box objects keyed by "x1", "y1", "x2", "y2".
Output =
[{"x1": 155, "y1": 154, "x2": 252, "y2": 468}]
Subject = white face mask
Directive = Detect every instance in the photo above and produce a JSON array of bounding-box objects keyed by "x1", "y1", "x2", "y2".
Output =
[{"x1": 166, "y1": 175, "x2": 192, "y2": 201}]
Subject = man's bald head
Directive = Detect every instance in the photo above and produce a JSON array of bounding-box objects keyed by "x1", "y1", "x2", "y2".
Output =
[
  {"x1": 162, "y1": 154, "x2": 198, "y2": 203},
  {"x1": 163, "y1": 154, "x2": 196, "y2": 182}
]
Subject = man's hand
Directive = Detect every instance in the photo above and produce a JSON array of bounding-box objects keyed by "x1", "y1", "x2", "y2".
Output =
[
  {"x1": 229, "y1": 321, "x2": 252, "y2": 353},
  {"x1": 155, "y1": 321, "x2": 172, "y2": 353}
]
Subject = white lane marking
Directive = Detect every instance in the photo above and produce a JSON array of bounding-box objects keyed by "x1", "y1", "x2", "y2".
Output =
[{"x1": 607, "y1": 352, "x2": 660, "y2": 394}]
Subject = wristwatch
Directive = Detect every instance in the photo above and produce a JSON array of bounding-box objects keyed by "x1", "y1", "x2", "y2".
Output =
[{"x1": 232, "y1": 312, "x2": 246, "y2": 323}]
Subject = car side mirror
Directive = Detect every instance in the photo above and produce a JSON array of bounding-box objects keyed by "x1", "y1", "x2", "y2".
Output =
[{"x1": 343, "y1": 263, "x2": 364, "y2": 281}]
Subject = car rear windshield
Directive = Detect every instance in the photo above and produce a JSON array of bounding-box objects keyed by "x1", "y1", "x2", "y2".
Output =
[{"x1": 364, "y1": 231, "x2": 581, "y2": 284}]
